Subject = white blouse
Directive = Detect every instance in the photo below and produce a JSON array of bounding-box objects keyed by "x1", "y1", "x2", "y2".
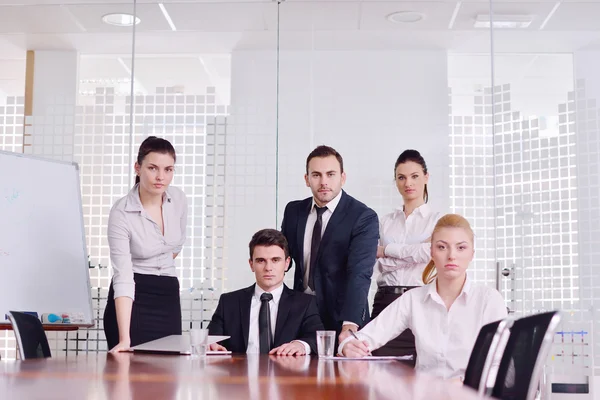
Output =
[
  {"x1": 376, "y1": 203, "x2": 442, "y2": 287},
  {"x1": 340, "y1": 276, "x2": 508, "y2": 380},
  {"x1": 107, "y1": 184, "x2": 187, "y2": 300}
]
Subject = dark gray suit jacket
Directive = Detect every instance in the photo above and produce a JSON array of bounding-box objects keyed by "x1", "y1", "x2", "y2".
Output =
[{"x1": 281, "y1": 190, "x2": 379, "y2": 332}]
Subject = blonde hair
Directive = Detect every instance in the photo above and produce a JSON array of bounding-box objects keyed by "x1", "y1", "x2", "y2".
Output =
[{"x1": 422, "y1": 214, "x2": 475, "y2": 284}]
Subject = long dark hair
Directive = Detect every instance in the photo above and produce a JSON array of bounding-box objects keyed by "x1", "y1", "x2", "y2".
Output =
[
  {"x1": 135, "y1": 136, "x2": 177, "y2": 185},
  {"x1": 394, "y1": 149, "x2": 429, "y2": 203}
]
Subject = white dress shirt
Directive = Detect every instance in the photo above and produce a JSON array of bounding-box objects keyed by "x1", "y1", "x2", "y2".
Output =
[
  {"x1": 107, "y1": 184, "x2": 188, "y2": 300},
  {"x1": 339, "y1": 276, "x2": 508, "y2": 380},
  {"x1": 302, "y1": 190, "x2": 343, "y2": 293},
  {"x1": 246, "y1": 284, "x2": 311, "y2": 354},
  {"x1": 376, "y1": 203, "x2": 442, "y2": 287}
]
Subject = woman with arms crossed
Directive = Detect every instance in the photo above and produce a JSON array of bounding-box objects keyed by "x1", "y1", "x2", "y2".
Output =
[
  {"x1": 103, "y1": 136, "x2": 187, "y2": 352},
  {"x1": 372, "y1": 150, "x2": 441, "y2": 362},
  {"x1": 341, "y1": 214, "x2": 507, "y2": 381}
]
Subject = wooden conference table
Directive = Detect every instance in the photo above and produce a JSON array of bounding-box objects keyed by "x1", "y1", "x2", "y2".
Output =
[{"x1": 0, "y1": 353, "x2": 488, "y2": 399}]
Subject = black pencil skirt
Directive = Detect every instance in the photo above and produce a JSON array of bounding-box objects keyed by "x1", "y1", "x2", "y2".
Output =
[
  {"x1": 103, "y1": 273, "x2": 182, "y2": 350},
  {"x1": 371, "y1": 286, "x2": 418, "y2": 367}
]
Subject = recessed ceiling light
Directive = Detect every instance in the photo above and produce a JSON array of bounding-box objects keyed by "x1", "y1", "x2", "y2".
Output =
[
  {"x1": 474, "y1": 14, "x2": 533, "y2": 29},
  {"x1": 102, "y1": 13, "x2": 141, "y2": 27},
  {"x1": 387, "y1": 11, "x2": 425, "y2": 24}
]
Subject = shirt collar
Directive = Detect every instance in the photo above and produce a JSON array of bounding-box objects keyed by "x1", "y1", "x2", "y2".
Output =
[
  {"x1": 311, "y1": 189, "x2": 343, "y2": 214},
  {"x1": 395, "y1": 202, "x2": 432, "y2": 218},
  {"x1": 254, "y1": 283, "x2": 284, "y2": 306},
  {"x1": 424, "y1": 273, "x2": 472, "y2": 304},
  {"x1": 124, "y1": 183, "x2": 172, "y2": 212}
]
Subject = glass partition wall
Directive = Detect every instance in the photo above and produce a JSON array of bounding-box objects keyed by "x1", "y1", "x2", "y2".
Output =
[
  {"x1": 490, "y1": 0, "x2": 600, "y2": 396},
  {"x1": 273, "y1": 0, "x2": 600, "y2": 396},
  {"x1": 1, "y1": 0, "x2": 599, "y2": 396},
  {"x1": 0, "y1": 1, "x2": 137, "y2": 357},
  {"x1": 274, "y1": 0, "x2": 492, "y2": 299},
  {"x1": 0, "y1": 0, "x2": 280, "y2": 358}
]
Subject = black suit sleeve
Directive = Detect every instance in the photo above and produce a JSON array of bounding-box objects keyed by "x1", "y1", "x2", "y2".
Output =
[
  {"x1": 281, "y1": 202, "x2": 290, "y2": 236},
  {"x1": 281, "y1": 202, "x2": 294, "y2": 272},
  {"x1": 341, "y1": 208, "x2": 379, "y2": 326},
  {"x1": 207, "y1": 295, "x2": 230, "y2": 349},
  {"x1": 297, "y1": 296, "x2": 325, "y2": 354}
]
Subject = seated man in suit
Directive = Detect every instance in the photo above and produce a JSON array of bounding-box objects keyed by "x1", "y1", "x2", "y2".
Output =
[{"x1": 208, "y1": 229, "x2": 324, "y2": 355}]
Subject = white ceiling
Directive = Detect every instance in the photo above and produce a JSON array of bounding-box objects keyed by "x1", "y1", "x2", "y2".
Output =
[
  {"x1": 0, "y1": 0, "x2": 600, "y2": 48},
  {"x1": 0, "y1": 1, "x2": 598, "y2": 65},
  {"x1": 0, "y1": 1, "x2": 592, "y2": 101}
]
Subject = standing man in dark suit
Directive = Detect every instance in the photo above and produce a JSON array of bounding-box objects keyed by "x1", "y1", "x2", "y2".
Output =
[
  {"x1": 281, "y1": 145, "x2": 379, "y2": 344},
  {"x1": 208, "y1": 229, "x2": 324, "y2": 355}
]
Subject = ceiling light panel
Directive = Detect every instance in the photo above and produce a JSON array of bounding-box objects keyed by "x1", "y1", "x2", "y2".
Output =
[{"x1": 360, "y1": 2, "x2": 457, "y2": 30}]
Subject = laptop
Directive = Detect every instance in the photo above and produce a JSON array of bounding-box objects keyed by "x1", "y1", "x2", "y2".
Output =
[{"x1": 129, "y1": 334, "x2": 231, "y2": 355}]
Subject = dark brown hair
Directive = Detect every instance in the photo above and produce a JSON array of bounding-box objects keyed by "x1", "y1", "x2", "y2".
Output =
[
  {"x1": 394, "y1": 149, "x2": 429, "y2": 203},
  {"x1": 306, "y1": 145, "x2": 344, "y2": 174},
  {"x1": 135, "y1": 136, "x2": 176, "y2": 185},
  {"x1": 249, "y1": 229, "x2": 290, "y2": 259}
]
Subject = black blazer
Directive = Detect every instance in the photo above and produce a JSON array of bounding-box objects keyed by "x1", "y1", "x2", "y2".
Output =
[
  {"x1": 207, "y1": 284, "x2": 324, "y2": 353},
  {"x1": 281, "y1": 190, "x2": 379, "y2": 332}
]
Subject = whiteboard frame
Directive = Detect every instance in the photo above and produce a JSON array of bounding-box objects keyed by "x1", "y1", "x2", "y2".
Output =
[{"x1": 0, "y1": 150, "x2": 95, "y2": 327}]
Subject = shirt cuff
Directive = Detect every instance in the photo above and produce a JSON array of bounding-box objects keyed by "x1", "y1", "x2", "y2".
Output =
[
  {"x1": 113, "y1": 282, "x2": 135, "y2": 301},
  {"x1": 383, "y1": 244, "x2": 391, "y2": 258},
  {"x1": 337, "y1": 335, "x2": 357, "y2": 356},
  {"x1": 292, "y1": 340, "x2": 311, "y2": 355},
  {"x1": 343, "y1": 321, "x2": 359, "y2": 328}
]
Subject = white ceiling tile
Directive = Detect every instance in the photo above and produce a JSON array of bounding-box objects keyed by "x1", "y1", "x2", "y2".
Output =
[
  {"x1": 0, "y1": 6, "x2": 84, "y2": 34},
  {"x1": 1, "y1": 0, "x2": 270, "y2": 4},
  {"x1": 360, "y1": 2, "x2": 458, "y2": 30},
  {"x1": 545, "y1": 3, "x2": 600, "y2": 30},
  {"x1": 277, "y1": 2, "x2": 360, "y2": 31},
  {"x1": 66, "y1": 4, "x2": 171, "y2": 32},
  {"x1": 455, "y1": 2, "x2": 558, "y2": 30},
  {"x1": 166, "y1": 3, "x2": 273, "y2": 32}
]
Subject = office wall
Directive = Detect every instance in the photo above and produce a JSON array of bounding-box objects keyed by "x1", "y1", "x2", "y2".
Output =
[{"x1": 223, "y1": 49, "x2": 449, "y2": 292}]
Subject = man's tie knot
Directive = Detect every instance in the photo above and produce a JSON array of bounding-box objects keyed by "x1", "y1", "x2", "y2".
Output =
[
  {"x1": 260, "y1": 292, "x2": 273, "y2": 303},
  {"x1": 315, "y1": 205, "x2": 327, "y2": 217}
]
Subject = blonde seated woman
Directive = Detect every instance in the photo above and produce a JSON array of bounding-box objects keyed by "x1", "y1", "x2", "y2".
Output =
[{"x1": 339, "y1": 214, "x2": 507, "y2": 380}]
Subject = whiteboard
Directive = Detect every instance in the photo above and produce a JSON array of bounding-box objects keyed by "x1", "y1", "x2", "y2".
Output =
[{"x1": 0, "y1": 150, "x2": 93, "y2": 326}]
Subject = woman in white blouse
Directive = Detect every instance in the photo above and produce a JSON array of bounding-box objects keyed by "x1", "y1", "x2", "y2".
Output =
[
  {"x1": 341, "y1": 214, "x2": 507, "y2": 381},
  {"x1": 372, "y1": 150, "x2": 441, "y2": 362},
  {"x1": 103, "y1": 136, "x2": 188, "y2": 353}
]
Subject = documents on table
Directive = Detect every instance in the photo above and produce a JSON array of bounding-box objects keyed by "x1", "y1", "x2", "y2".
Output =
[{"x1": 320, "y1": 355, "x2": 414, "y2": 361}]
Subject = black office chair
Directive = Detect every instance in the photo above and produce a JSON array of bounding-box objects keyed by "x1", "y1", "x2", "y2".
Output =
[
  {"x1": 7, "y1": 311, "x2": 52, "y2": 359},
  {"x1": 464, "y1": 317, "x2": 513, "y2": 395},
  {"x1": 491, "y1": 311, "x2": 560, "y2": 400}
]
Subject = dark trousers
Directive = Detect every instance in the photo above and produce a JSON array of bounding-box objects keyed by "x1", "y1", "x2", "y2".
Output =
[
  {"x1": 103, "y1": 273, "x2": 182, "y2": 350},
  {"x1": 371, "y1": 287, "x2": 417, "y2": 367}
]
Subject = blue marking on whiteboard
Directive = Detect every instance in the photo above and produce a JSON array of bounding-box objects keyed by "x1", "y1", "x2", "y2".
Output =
[
  {"x1": 4, "y1": 188, "x2": 20, "y2": 204},
  {"x1": 0, "y1": 250, "x2": 9, "y2": 257}
]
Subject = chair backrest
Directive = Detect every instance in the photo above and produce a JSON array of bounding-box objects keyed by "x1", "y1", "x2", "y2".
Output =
[
  {"x1": 7, "y1": 311, "x2": 52, "y2": 359},
  {"x1": 463, "y1": 318, "x2": 513, "y2": 394},
  {"x1": 491, "y1": 311, "x2": 561, "y2": 400}
]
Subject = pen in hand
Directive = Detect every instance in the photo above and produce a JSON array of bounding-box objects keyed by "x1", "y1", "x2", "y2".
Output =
[{"x1": 349, "y1": 330, "x2": 371, "y2": 356}]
